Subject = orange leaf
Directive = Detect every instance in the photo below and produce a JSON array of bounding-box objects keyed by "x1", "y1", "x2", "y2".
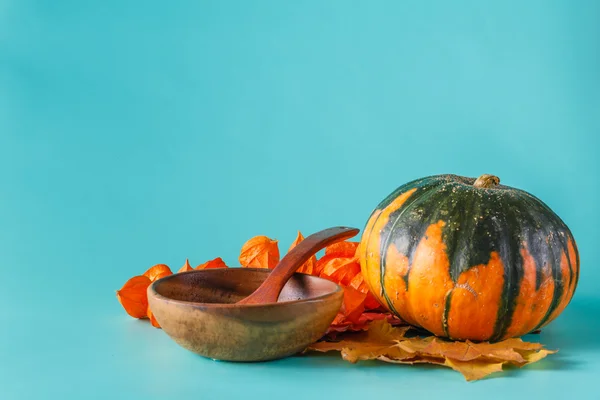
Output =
[
  {"x1": 325, "y1": 241, "x2": 359, "y2": 258},
  {"x1": 196, "y1": 257, "x2": 228, "y2": 270},
  {"x1": 116, "y1": 275, "x2": 151, "y2": 319},
  {"x1": 143, "y1": 264, "x2": 172, "y2": 282},
  {"x1": 178, "y1": 259, "x2": 193, "y2": 273},
  {"x1": 147, "y1": 305, "x2": 161, "y2": 328},
  {"x1": 287, "y1": 231, "x2": 316, "y2": 275},
  {"x1": 320, "y1": 257, "x2": 361, "y2": 286},
  {"x1": 239, "y1": 235, "x2": 280, "y2": 269}
]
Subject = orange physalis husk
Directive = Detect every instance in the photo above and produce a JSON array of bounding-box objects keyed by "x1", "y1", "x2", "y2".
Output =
[
  {"x1": 147, "y1": 305, "x2": 161, "y2": 328},
  {"x1": 324, "y1": 241, "x2": 359, "y2": 258},
  {"x1": 349, "y1": 273, "x2": 383, "y2": 310},
  {"x1": 154, "y1": 271, "x2": 172, "y2": 281},
  {"x1": 196, "y1": 257, "x2": 228, "y2": 270},
  {"x1": 239, "y1": 235, "x2": 280, "y2": 269},
  {"x1": 178, "y1": 259, "x2": 193, "y2": 273},
  {"x1": 143, "y1": 264, "x2": 172, "y2": 282},
  {"x1": 287, "y1": 231, "x2": 316, "y2": 275},
  {"x1": 116, "y1": 275, "x2": 152, "y2": 319},
  {"x1": 340, "y1": 285, "x2": 367, "y2": 324},
  {"x1": 315, "y1": 253, "x2": 359, "y2": 277},
  {"x1": 320, "y1": 256, "x2": 361, "y2": 286},
  {"x1": 314, "y1": 253, "x2": 337, "y2": 276}
]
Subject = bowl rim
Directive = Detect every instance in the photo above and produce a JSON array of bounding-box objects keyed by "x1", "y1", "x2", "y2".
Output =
[{"x1": 148, "y1": 267, "x2": 344, "y2": 309}]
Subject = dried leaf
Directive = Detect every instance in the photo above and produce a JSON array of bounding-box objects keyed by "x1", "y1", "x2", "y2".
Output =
[
  {"x1": 143, "y1": 264, "x2": 172, "y2": 282},
  {"x1": 196, "y1": 257, "x2": 228, "y2": 270},
  {"x1": 310, "y1": 320, "x2": 411, "y2": 362},
  {"x1": 178, "y1": 259, "x2": 193, "y2": 273},
  {"x1": 325, "y1": 241, "x2": 359, "y2": 258},
  {"x1": 116, "y1": 275, "x2": 151, "y2": 319},
  {"x1": 307, "y1": 320, "x2": 557, "y2": 381},
  {"x1": 326, "y1": 312, "x2": 404, "y2": 337},
  {"x1": 444, "y1": 359, "x2": 504, "y2": 381},
  {"x1": 147, "y1": 305, "x2": 161, "y2": 328},
  {"x1": 519, "y1": 349, "x2": 555, "y2": 365},
  {"x1": 239, "y1": 235, "x2": 280, "y2": 269},
  {"x1": 287, "y1": 231, "x2": 316, "y2": 275}
]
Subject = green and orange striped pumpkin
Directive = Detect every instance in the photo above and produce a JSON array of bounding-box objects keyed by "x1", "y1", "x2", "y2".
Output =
[{"x1": 359, "y1": 174, "x2": 579, "y2": 341}]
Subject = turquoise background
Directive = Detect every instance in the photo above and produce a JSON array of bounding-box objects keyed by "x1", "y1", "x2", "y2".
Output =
[{"x1": 1, "y1": 1, "x2": 599, "y2": 398}]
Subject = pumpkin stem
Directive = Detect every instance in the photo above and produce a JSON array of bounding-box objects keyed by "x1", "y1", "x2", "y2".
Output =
[{"x1": 473, "y1": 174, "x2": 500, "y2": 188}]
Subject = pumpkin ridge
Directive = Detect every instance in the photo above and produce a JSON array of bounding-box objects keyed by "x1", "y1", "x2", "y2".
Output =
[
  {"x1": 361, "y1": 176, "x2": 430, "y2": 290},
  {"x1": 378, "y1": 188, "x2": 423, "y2": 319},
  {"x1": 367, "y1": 188, "x2": 418, "y2": 315},
  {"x1": 571, "y1": 237, "x2": 580, "y2": 293},
  {"x1": 383, "y1": 182, "x2": 445, "y2": 280},
  {"x1": 533, "y1": 232, "x2": 572, "y2": 330},
  {"x1": 405, "y1": 220, "x2": 452, "y2": 336},
  {"x1": 361, "y1": 209, "x2": 382, "y2": 293},
  {"x1": 519, "y1": 193, "x2": 568, "y2": 331},
  {"x1": 438, "y1": 185, "x2": 471, "y2": 283},
  {"x1": 563, "y1": 235, "x2": 576, "y2": 296},
  {"x1": 539, "y1": 237, "x2": 579, "y2": 330},
  {"x1": 524, "y1": 193, "x2": 565, "y2": 291},
  {"x1": 447, "y1": 188, "x2": 479, "y2": 284},
  {"x1": 380, "y1": 183, "x2": 446, "y2": 325},
  {"x1": 518, "y1": 190, "x2": 574, "y2": 308},
  {"x1": 489, "y1": 198, "x2": 522, "y2": 341}
]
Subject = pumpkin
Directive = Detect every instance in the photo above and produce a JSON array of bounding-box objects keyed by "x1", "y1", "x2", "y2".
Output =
[{"x1": 359, "y1": 174, "x2": 579, "y2": 341}]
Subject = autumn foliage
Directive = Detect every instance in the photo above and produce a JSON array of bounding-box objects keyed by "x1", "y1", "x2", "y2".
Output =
[
  {"x1": 308, "y1": 320, "x2": 556, "y2": 381},
  {"x1": 116, "y1": 231, "x2": 556, "y2": 380}
]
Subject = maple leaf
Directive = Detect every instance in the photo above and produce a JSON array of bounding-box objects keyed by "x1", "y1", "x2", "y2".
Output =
[
  {"x1": 307, "y1": 320, "x2": 557, "y2": 381},
  {"x1": 239, "y1": 235, "x2": 280, "y2": 269}
]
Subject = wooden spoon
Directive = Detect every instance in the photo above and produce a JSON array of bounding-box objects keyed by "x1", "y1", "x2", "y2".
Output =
[{"x1": 237, "y1": 226, "x2": 359, "y2": 305}]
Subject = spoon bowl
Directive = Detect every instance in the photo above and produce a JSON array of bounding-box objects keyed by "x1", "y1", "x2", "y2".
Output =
[{"x1": 148, "y1": 268, "x2": 344, "y2": 361}]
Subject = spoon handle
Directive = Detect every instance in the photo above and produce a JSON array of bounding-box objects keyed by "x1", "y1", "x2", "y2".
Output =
[{"x1": 237, "y1": 226, "x2": 360, "y2": 305}]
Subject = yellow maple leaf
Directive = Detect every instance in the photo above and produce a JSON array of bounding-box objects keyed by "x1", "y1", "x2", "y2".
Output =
[{"x1": 306, "y1": 320, "x2": 556, "y2": 381}]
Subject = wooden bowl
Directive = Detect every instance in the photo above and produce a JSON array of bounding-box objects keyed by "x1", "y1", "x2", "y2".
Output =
[{"x1": 147, "y1": 268, "x2": 343, "y2": 362}]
